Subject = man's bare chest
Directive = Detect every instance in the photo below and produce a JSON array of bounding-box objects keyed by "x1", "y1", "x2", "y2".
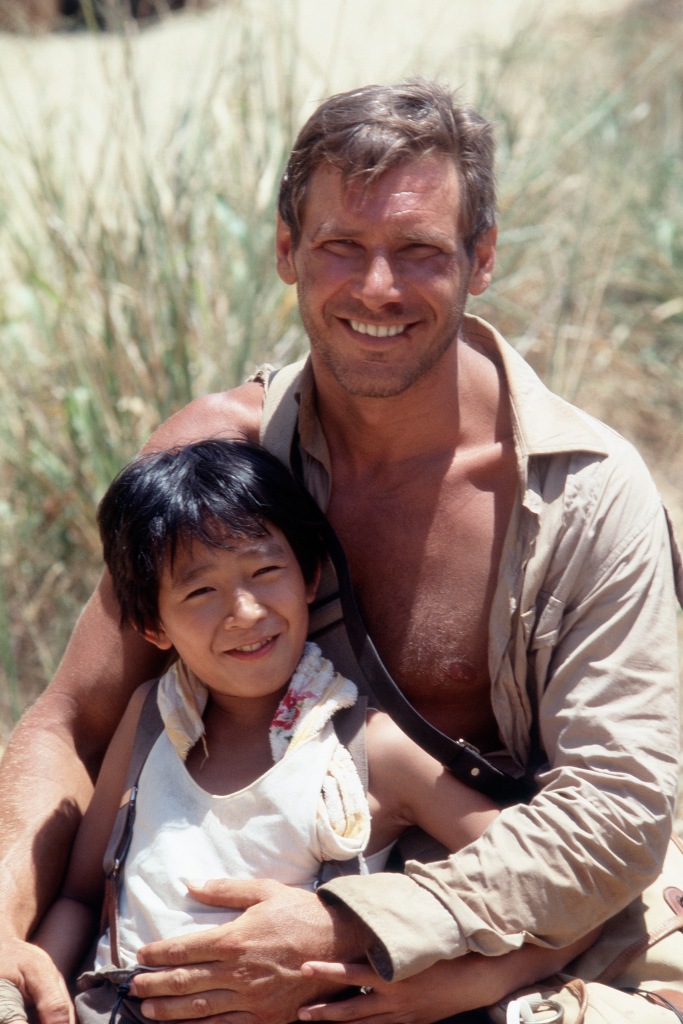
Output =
[{"x1": 327, "y1": 456, "x2": 517, "y2": 749}]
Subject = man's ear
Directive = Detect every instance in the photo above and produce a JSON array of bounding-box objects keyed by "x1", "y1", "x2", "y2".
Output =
[
  {"x1": 306, "y1": 562, "x2": 322, "y2": 604},
  {"x1": 140, "y1": 624, "x2": 174, "y2": 651},
  {"x1": 468, "y1": 225, "x2": 497, "y2": 297},
  {"x1": 275, "y1": 213, "x2": 298, "y2": 286}
]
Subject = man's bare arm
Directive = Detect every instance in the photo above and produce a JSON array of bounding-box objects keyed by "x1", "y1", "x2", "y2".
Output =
[
  {"x1": 0, "y1": 575, "x2": 160, "y2": 944},
  {"x1": 140, "y1": 384, "x2": 263, "y2": 455},
  {"x1": 0, "y1": 384, "x2": 264, "y2": 1012}
]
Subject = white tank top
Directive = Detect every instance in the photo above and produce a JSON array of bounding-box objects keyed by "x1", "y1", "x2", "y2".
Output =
[{"x1": 95, "y1": 719, "x2": 386, "y2": 968}]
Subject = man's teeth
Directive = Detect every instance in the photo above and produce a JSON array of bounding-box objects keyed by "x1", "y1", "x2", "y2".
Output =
[
  {"x1": 350, "y1": 320, "x2": 404, "y2": 338},
  {"x1": 235, "y1": 638, "x2": 271, "y2": 653}
]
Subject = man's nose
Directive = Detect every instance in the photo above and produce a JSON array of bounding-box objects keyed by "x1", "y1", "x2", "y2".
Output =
[{"x1": 353, "y1": 253, "x2": 401, "y2": 308}]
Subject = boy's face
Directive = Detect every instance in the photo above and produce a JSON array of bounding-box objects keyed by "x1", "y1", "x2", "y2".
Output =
[{"x1": 144, "y1": 524, "x2": 318, "y2": 708}]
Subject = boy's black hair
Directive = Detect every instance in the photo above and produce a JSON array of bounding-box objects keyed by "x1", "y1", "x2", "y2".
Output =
[{"x1": 97, "y1": 438, "x2": 328, "y2": 634}]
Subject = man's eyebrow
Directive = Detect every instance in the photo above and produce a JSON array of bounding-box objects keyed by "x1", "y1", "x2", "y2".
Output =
[
  {"x1": 310, "y1": 221, "x2": 455, "y2": 248},
  {"x1": 310, "y1": 220, "x2": 362, "y2": 240}
]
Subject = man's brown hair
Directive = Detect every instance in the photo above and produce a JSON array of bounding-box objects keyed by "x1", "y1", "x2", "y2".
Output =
[{"x1": 278, "y1": 79, "x2": 496, "y2": 257}]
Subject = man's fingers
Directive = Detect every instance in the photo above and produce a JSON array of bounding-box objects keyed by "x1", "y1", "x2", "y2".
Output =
[
  {"x1": 183, "y1": 878, "x2": 284, "y2": 910},
  {"x1": 137, "y1": 988, "x2": 242, "y2": 1023},
  {"x1": 0, "y1": 944, "x2": 75, "y2": 1024},
  {"x1": 130, "y1": 965, "x2": 289, "y2": 1024},
  {"x1": 32, "y1": 990, "x2": 74, "y2": 1024},
  {"x1": 137, "y1": 925, "x2": 229, "y2": 969},
  {"x1": 130, "y1": 965, "x2": 223, "y2": 999}
]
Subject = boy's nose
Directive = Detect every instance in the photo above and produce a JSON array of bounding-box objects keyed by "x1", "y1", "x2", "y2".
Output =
[{"x1": 224, "y1": 590, "x2": 266, "y2": 626}]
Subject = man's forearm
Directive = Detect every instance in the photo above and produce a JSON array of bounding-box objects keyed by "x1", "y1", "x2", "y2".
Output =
[
  {"x1": 0, "y1": 708, "x2": 92, "y2": 940},
  {"x1": 315, "y1": 891, "x2": 376, "y2": 964},
  {"x1": 0, "y1": 575, "x2": 164, "y2": 941}
]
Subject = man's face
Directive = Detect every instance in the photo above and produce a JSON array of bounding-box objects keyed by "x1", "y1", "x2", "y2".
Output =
[{"x1": 276, "y1": 154, "x2": 496, "y2": 399}]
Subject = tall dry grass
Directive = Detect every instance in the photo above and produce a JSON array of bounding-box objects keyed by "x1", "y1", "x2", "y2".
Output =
[
  {"x1": 1, "y1": 0, "x2": 682, "y2": 744},
  {"x1": 0, "y1": 5, "x2": 308, "y2": 734}
]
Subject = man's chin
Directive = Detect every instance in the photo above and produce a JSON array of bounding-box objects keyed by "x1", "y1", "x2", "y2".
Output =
[{"x1": 318, "y1": 358, "x2": 421, "y2": 399}]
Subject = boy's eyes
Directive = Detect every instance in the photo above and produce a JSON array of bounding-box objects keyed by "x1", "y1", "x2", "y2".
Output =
[
  {"x1": 182, "y1": 564, "x2": 284, "y2": 598},
  {"x1": 253, "y1": 563, "x2": 284, "y2": 577},
  {"x1": 184, "y1": 585, "x2": 214, "y2": 600}
]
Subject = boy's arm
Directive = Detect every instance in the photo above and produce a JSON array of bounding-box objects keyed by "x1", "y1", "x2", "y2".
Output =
[
  {"x1": 0, "y1": 383, "x2": 264, "y2": 995},
  {"x1": 364, "y1": 710, "x2": 500, "y2": 854},
  {"x1": 299, "y1": 931, "x2": 601, "y2": 1024}
]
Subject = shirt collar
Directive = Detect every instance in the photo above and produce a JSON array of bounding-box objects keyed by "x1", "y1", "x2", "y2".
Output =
[{"x1": 464, "y1": 315, "x2": 609, "y2": 459}]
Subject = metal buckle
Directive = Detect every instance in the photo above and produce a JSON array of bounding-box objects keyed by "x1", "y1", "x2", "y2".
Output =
[{"x1": 506, "y1": 995, "x2": 564, "y2": 1023}]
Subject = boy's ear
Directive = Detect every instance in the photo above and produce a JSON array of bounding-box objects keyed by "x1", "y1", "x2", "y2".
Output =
[
  {"x1": 306, "y1": 562, "x2": 322, "y2": 604},
  {"x1": 140, "y1": 624, "x2": 174, "y2": 651}
]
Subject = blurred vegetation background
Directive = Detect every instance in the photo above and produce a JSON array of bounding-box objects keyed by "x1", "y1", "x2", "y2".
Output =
[{"x1": 0, "y1": 0, "x2": 681, "y2": 755}]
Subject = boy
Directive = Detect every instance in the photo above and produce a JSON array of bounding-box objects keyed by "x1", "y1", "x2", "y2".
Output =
[{"x1": 19, "y1": 439, "x2": 499, "y2": 1024}]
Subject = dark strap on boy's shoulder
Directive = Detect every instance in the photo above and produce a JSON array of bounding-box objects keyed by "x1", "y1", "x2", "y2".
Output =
[
  {"x1": 101, "y1": 682, "x2": 163, "y2": 967},
  {"x1": 102, "y1": 683, "x2": 163, "y2": 878}
]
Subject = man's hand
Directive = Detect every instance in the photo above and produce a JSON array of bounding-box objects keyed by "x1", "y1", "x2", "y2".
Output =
[
  {"x1": 131, "y1": 879, "x2": 371, "y2": 1024},
  {"x1": 0, "y1": 940, "x2": 73, "y2": 1024}
]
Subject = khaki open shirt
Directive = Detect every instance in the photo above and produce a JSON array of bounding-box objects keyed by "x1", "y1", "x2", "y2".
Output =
[{"x1": 259, "y1": 315, "x2": 682, "y2": 981}]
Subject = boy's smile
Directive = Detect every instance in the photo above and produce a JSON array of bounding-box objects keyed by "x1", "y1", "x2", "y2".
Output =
[{"x1": 144, "y1": 526, "x2": 318, "y2": 710}]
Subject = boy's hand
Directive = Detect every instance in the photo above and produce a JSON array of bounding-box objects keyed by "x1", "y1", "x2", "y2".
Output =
[
  {"x1": 0, "y1": 940, "x2": 73, "y2": 1024},
  {"x1": 296, "y1": 958, "x2": 504, "y2": 1024}
]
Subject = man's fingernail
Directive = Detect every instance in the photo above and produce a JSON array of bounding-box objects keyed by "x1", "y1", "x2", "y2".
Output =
[
  {"x1": 141, "y1": 1003, "x2": 156, "y2": 1019},
  {"x1": 180, "y1": 877, "x2": 206, "y2": 889}
]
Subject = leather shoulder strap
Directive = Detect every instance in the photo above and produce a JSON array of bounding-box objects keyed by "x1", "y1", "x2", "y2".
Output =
[
  {"x1": 101, "y1": 682, "x2": 163, "y2": 967},
  {"x1": 319, "y1": 518, "x2": 536, "y2": 808},
  {"x1": 102, "y1": 682, "x2": 164, "y2": 879}
]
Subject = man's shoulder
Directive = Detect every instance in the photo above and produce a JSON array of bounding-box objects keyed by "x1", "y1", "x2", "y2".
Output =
[
  {"x1": 545, "y1": 407, "x2": 658, "y2": 494},
  {"x1": 143, "y1": 379, "x2": 265, "y2": 452}
]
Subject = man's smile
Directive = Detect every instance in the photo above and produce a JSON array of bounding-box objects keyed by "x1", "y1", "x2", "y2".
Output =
[{"x1": 348, "y1": 319, "x2": 406, "y2": 338}]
